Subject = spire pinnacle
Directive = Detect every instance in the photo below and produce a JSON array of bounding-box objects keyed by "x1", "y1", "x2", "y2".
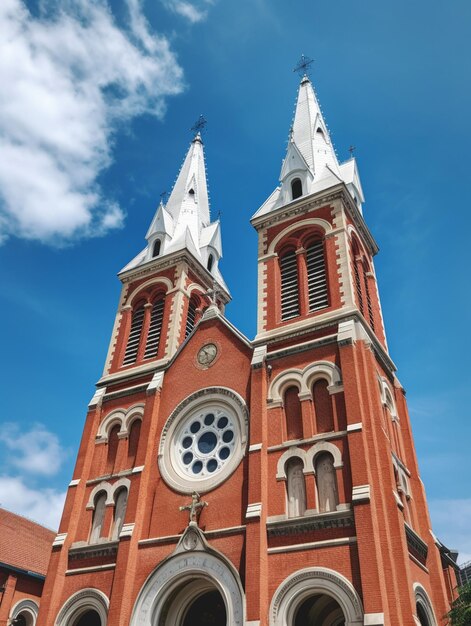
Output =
[
  {"x1": 293, "y1": 54, "x2": 314, "y2": 78},
  {"x1": 190, "y1": 115, "x2": 207, "y2": 139}
]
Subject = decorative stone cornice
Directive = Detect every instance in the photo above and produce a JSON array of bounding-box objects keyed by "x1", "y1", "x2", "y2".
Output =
[
  {"x1": 68, "y1": 541, "x2": 119, "y2": 561},
  {"x1": 267, "y1": 510, "x2": 354, "y2": 537}
]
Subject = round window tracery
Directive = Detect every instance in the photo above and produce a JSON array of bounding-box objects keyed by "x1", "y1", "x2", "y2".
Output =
[
  {"x1": 175, "y1": 408, "x2": 236, "y2": 477},
  {"x1": 159, "y1": 388, "x2": 248, "y2": 493}
]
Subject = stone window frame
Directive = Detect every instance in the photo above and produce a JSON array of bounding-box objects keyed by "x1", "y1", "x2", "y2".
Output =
[
  {"x1": 158, "y1": 387, "x2": 249, "y2": 494},
  {"x1": 96, "y1": 404, "x2": 145, "y2": 443},
  {"x1": 269, "y1": 566, "x2": 363, "y2": 626},
  {"x1": 85, "y1": 478, "x2": 131, "y2": 544},
  {"x1": 55, "y1": 588, "x2": 109, "y2": 626},
  {"x1": 414, "y1": 583, "x2": 438, "y2": 626},
  {"x1": 268, "y1": 361, "x2": 342, "y2": 407},
  {"x1": 9, "y1": 599, "x2": 39, "y2": 626}
]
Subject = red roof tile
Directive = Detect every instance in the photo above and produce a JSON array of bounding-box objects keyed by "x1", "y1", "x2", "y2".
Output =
[{"x1": 0, "y1": 508, "x2": 55, "y2": 576}]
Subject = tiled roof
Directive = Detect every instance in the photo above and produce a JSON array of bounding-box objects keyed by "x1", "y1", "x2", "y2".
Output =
[{"x1": 0, "y1": 508, "x2": 55, "y2": 576}]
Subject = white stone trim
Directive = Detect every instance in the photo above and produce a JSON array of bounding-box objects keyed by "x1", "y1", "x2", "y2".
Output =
[
  {"x1": 88, "y1": 387, "x2": 106, "y2": 409},
  {"x1": 9, "y1": 598, "x2": 39, "y2": 626},
  {"x1": 132, "y1": 465, "x2": 144, "y2": 473},
  {"x1": 125, "y1": 276, "x2": 173, "y2": 307},
  {"x1": 53, "y1": 533, "x2": 67, "y2": 547},
  {"x1": 414, "y1": 583, "x2": 438, "y2": 626},
  {"x1": 249, "y1": 443, "x2": 263, "y2": 452},
  {"x1": 158, "y1": 387, "x2": 249, "y2": 494},
  {"x1": 268, "y1": 361, "x2": 342, "y2": 403},
  {"x1": 268, "y1": 536, "x2": 357, "y2": 554},
  {"x1": 246, "y1": 503, "x2": 262, "y2": 519},
  {"x1": 120, "y1": 522, "x2": 135, "y2": 538},
  {"x1": 165, "y1": 263, "x2": 187, "y2": 357},
  {"x1": 276, "y1": 447, "x2": 309, "y2": 479},
  {"x1": 363, "y1": 613, "x2": 385, "y2": 625},
  {"x1": 69, "y1": 478, "x2": 80, "y2": 487},
  {"x1": 378, "y1": 377, "x2": 397, "y2": 418},
  {"x1": 86, "y1": 477, "x2": 131, "y2": 509},
  {"x1": 306, "y1": 441, "x2": 343, "y2": 470},
  {"x1": 267, "y1": 218, "x2": 333, "y2": 255},
  {"x1": 96, "y1": 403, "x2": 144, "y2": 442},
  {"x1": 352, "y1": 485, "x2": 370, "y2": 504},
  {"x1": 65, "y1": 564, "x2": 116, "y2": 576},
  {"x1": 269, "y1": 567, "x2": 363, "y2": 625},
  {"x1": 268, "y1": 430, "x2": 348, "y2": 452},
  {"x1": 251, "y1": 344, "x2": 267, "y2": 367},
  {"x1": 55, "y1": 588, "x2": 109, "y2": 626},
  {"x1": 347, "y1": 423, "x2": 362, "y2": 432}
]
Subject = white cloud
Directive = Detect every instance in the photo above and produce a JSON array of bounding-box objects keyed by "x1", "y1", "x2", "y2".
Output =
[
  {"x1": 161, "y1": 0, "x2": 214, "y2": 23},
  {"x1": 0, "y1": 423, "x2": 67, "y2": 476},
  {"x1": 0, "y1": 475, "x2": 65, "y2": 530},
  {"x1": 0, "y1": 0, "x2": 184, "y2": 244},
  {"x1": 429, "y1": 498, "x2": 471, "y2": 565}
]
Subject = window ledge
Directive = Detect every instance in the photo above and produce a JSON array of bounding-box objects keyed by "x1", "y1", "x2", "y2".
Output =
[{"x1": 69, "y1": 540, "x2": 119, "y2": 561}]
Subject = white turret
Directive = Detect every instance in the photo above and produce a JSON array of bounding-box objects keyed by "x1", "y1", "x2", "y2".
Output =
[
  {"x1": 121, "y1": 133, "x2": 228, "y2": 294},
  {"x1": 253, "y1": 75, "x2": 364, "y2": 218}
]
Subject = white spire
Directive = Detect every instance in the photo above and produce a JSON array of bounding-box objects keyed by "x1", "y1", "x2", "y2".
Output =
[
  {"x1": 121, "y1": 134, "x2": 229, "y2": 295},
  {"x1": 253, "y1": 75, "x2": 365, "y2": 219}
]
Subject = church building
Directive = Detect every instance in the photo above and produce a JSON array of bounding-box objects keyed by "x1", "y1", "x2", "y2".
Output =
[{"x1": 36, "y1": 71, "x2": 457, "y2": 626}]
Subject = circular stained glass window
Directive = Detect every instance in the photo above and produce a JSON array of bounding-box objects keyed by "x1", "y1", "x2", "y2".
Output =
[{"x1": 173, "y1": 407, "x2": 238, "y2": 481}]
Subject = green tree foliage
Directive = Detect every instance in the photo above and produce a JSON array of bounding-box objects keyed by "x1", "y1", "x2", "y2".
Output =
[{"x1": 448, "y1": 582, "x2": 471, "y2": 626}]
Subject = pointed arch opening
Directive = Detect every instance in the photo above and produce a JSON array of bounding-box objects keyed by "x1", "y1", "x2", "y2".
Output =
[
  {"x1": 152, "y1": 239, "x2": 161, "y2": 257},
  {"x1": 144, "y1": 297, "x2": 165, "y2": 359},
  {"x1": 123, "y1": 304, "x2": 145, "y2": 365},
  {"x1": 207, "y1": 253, "x2": 214, "y2": 272},
  {"x1": 291, "y1": 178, "x2": 303, "y2": 200}
]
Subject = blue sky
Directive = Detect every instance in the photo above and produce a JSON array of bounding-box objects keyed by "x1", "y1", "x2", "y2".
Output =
[{"x1": 0, "y1": 0, "x2": 469, "y2": 563}]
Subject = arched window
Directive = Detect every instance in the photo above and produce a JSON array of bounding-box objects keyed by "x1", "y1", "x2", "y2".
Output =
[
  {"x1": 315, "y1": 453, "x2": 338, "y2": 513},
  {"x1": 291, "y1": 178, "x2": 303, "y2": 200},
  {"x1": 127, "y1": 419, "x2": 141, "y2": 468},
  {"x1": 362, "y1": 261, "x2": 375, "y2": 330},
  {"x1": 284, "y1": 386, "x2": 303, "y2": 440},
  {"x1": 152, "y1": 239, "x2": 161, "y2": 257},
  {"x1": 280, "y1": 249, "x2": 300, "y2": 320},
  {"x1": 106, "y1": 424, "x2": 120, "y2": 475},
  {"x1": 75, "y1": 610, "x2": 102, "y2": 626},
  {"x1": 207, "y1": 254, "x2": 214, "y2": 272},
  {"x1": 90, "y1": 492, "x2": 107, "y2": 543},
  {"x1": 111, "y1": 488, "x2": 128, "y2": 540},
  {"x1": 123, "y1": 305, "x2": 145, "y2": 365},
  {"x1": 313, "y1": 380, "x2": 334, "y2": 433},
  {"x1": 144, "y1": 297, "x2": 165, "y2": 359},
  {"x1": 185, "y1": 297, "x2": 198, "y2": 338},
  {"x1": 353, "y1": 255, "x2": 364, "y2": 315},
  {"x1": 306, "y1": 238, "x2": 328, "y2": 311},
  {"x1": 286, "y1": 457, "x2": 306, "y2": 518}
]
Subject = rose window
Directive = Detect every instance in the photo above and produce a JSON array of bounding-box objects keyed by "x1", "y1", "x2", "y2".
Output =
[{"x1": 175, "y1": 409, "x2": 236, "y2": 478}]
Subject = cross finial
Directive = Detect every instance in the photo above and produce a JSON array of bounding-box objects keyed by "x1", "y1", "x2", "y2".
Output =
[
  {"x1": 179, "y1": 491, "x2": 208, "y2": 526},
  {"x1": 293, "y1": 54, "x2": 314, "y2": 78},
  {"x1": 191, "y1": 114, "x2": 207, "y2": 136},
  {"x1": 348, "y1": 145, "x2": 356, "y2": 157}
]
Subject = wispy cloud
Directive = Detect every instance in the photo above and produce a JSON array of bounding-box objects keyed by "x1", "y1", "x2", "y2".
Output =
[
  {"x1": 161, "y1": 0, "x2": 214, "y2": 23},
  {"x1": 0, "y1": 0, "x2": 184, "y2": 245},
  {"x1": 429, "y1": 498, "x2": 471, "y2": 565},
  {"x1": 0, "y1": 475, "x2": 65, "y2": 530},
  {"x1": 0, "y1": 423, "x2": 67, "y2": 476}
]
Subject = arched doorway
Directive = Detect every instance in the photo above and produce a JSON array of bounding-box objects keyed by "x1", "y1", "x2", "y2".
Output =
[
  {"x1": 74, "y1": 610, "x2": 101, "y2": 626},
  {"x1": 294, "y1": 594, "x2": 345, "y2": 626},
  {"x1": 182, "y1": 589, "x2": 226, "y2": 626},
  {"x1": 159, "y1": 579, "x2": 227, "y2": 626}
]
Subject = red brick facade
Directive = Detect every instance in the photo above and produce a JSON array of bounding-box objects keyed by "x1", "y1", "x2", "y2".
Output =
[{"x1": 36, "y1": 86, "x2": 457, "y2": 626}]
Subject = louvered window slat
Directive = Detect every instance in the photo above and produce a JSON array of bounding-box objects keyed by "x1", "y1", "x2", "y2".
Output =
[
  {"x1": 353, "y1": 260, "x2": 364, "y2": 314},
  {"x1": 185, "y1": 300, "x2": 197, "y2": 338},
  {"x1": 280, "y1": 251, "x2": 300, "y2": 320},
  {"x1": 144, "y1": 299, "x2": 165, "y2": 359},
  {"x1": 307, "y1": 240, "x2": 328, "y2": 311},
  {"x1": 363, "y1": 267, "x2": 375, "y2": 330},
  {"x1": 123, "y1": 307, "x2": 145, "y2": 365}
]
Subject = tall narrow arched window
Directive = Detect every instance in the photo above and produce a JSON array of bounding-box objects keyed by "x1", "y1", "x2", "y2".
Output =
[
  {"x1": 353, "y1": 256, "x2": 364, "y2": 315},
  {"x1": 207, "y1": 254, "x2": 214, "y2": 272},
  {"x1": 106, "y1": 424, "x2": 120, "y2": 474},
  {"x1": 315, "y1": 453, "x2": 338, "y2": 513},
  {"x1": 185, "y1": 297, "x2": 198, "y2": 338},
  {"x1": 123, "y1": 305, "x2": 145, "y2": 365},
  {"x1": 152, "y1": 239, "x2": 161, "y2": 257},
  {"x1": 280, "y1": 249, "x2": 300, "y2": 320},
  {"x1": 284, "y1": 386, "x2": 303, "y2": 440},
  {"x1": 286, "y1": 458, "x2": 306, "y2": 518},
  {"x1": 362, "y1": 261, "x2": 375, "y2": 330},
  {"x1": 306, "y1": 238, "x2": 328, "y2": 311},
  {"x1": 90, "y1": 491, "x2": 107, "y2": 543},
  {"x1": 291, "y1": 178, "x2": 302, "y2": 200},
  {"x1": 127, "y1": 419, "x2": 141, "y2": 468},
  {"x1": 144, "y1": 297, "x2": 165, "y2": 359},
  {"x1": 313, "y1": 380, "x2": 334, "y2": 433},
  {"x1": 111, "y1": 488, "x2": 128, "y2": 540}
]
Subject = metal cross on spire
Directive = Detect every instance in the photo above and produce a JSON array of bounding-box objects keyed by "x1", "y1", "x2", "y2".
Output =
[
  {"x1": 191, "y1": 114, "x2": 207, "y2": 136},
  {"x1": 293, "y1": 54, "x2": 314, "y2": 78},
  {"x1": 348, "y1": 145, "x2": 356, "y2": 157},
  {"x1": 160, "y1": 190, "x2": 169, "y2": 204}
]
